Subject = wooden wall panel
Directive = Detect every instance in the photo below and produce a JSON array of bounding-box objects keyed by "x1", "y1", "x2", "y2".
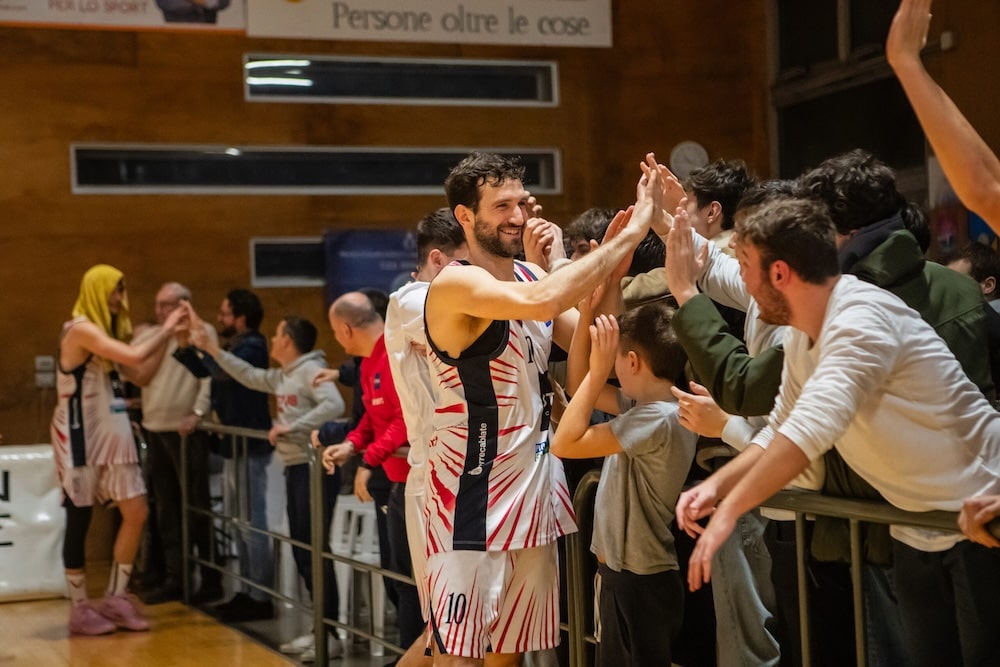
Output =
[{"x1": 3, "y1": 1, "x2": 773, "y2": 444}]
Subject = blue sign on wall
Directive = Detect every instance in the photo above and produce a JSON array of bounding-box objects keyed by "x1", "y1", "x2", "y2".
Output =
[{"x1": 323, "y1": 230, "x2": 417, "y2": 306}]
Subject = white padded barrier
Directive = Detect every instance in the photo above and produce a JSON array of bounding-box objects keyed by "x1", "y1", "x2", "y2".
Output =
[
  {"x1": 330, "y1": 495, "x2": 385, "y2": 654},
  {"x1": 0, "y1": 445, "x2": 65, "y2": 601}
]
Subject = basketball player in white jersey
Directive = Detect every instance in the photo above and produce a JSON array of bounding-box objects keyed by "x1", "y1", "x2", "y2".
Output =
[{"x1": 422, "y1": 152, "x2": 663, "y2": 666}]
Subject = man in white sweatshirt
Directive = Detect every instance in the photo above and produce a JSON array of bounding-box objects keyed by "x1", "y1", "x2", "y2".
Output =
[
  {"x1": 187, "y1": 310, "x2": 345, "y2": 661},
  {"x1": 677, "y1": 198, "x2": 1000, "y2": 667}
]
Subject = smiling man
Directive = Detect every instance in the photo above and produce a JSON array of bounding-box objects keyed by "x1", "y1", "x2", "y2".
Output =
[{"x1": 422, "y1": 151, "x2": 662, "y2": 666}]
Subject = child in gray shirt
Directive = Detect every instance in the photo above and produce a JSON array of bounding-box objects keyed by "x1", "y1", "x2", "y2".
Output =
[{"x1": 552, "y1": 299, "x2": 697, "y2": 667}]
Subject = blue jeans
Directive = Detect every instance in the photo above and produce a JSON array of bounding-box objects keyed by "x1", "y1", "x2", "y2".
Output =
[
  {"x1": 241, "y1": 450, "x2": 273, "y2": 602},
  {"x1": 862, "y1": 564, "x2": 908, "y2": 667},
  {"x1": 711, "y1": 509, "x2": 780, "y2": 667}
]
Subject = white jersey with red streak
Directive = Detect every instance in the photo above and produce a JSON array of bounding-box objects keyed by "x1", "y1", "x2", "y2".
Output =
[
  {"x1": 424, "y1": 261, "x2": 577, "y2": 554},
  {"x1": 50, "y1": 318, "x2": 139, "y2": 505}
]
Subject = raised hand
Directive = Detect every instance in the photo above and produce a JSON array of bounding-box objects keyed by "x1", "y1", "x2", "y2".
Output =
[
  {"x1": 601, "y1": 207, "x2": 637, "y2": 286},
  {"x1": 658, "y1": 163, "x2": 686, "y2": 216},
  {"x1": 522, "y1": 190, "x2": 544, "y2": 218},
  {"x1": 671, "y1": 382, "x2": 730, "y2": 438},
  {"x1": 163, "y1": 301, "x2": 189, "y2": 335},
  {"x1": 522, "y1": 217, "x2": 566, "y2": 272},
  {"x1": 665, "y1": 197, "x2": 709, "y2": 306},
  {"x1": 180, "y1": 301, "x2": 214, "y2": 352},
  {"x1": 588, "y1": 314, "x2": 619, "y2": 383},
  {"x1": 636, "y1": 153, "x2": 664, "y2": 224},
  {"x1": 886, "y1": 0, "x2": 933, "y2": 69}
]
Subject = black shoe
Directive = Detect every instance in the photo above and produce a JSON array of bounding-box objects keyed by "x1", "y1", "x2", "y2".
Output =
[
  {"x1": 214, "y1": 593, "x2": 274, "y2": 622},
  {"x1": 139, "y1": 580, "x2": 182, "y2": 605},
  {"x1": 190, "y1": 581, "x2": 225, "y2": 605}
]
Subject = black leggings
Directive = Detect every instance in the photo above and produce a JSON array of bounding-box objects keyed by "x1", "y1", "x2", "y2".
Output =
[{"x1": 63, "y1": 496, "x2": 93, "y2": 569}]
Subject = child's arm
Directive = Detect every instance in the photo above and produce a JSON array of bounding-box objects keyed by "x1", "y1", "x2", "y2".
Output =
[
  {"x1": 566, "y1": 292, "x2": 625, "y2": 416},
  {"x1": 552, "y1": 315, "x2": 626, "y2": 459}
]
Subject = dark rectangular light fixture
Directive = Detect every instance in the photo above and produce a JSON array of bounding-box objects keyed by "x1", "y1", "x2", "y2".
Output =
[
  {"x1": 244, "y1": 54, "x2": 558, "y2": 107},
  {"x1": 72, "y1": 145, "x2": 561, "y2": 195}
]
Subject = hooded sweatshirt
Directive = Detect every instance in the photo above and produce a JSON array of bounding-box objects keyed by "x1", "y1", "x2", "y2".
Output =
[{"x1": 212, "y1": 348, "x2": 345, "y2": 466}]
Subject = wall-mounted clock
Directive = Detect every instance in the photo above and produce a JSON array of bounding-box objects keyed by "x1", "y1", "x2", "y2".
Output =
[{"x1": 669, "y1": 141, "x2": 710, "y2": 180}]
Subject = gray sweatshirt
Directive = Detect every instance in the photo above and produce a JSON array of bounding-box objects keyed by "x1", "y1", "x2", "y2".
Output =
[{"x1": 213, "y1": 349, "x2": 345, "y2": 466}]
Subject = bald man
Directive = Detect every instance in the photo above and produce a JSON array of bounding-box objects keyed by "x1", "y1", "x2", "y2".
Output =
[{"x1": 320, "y1": 291, "x2": 424, "y2": 651}]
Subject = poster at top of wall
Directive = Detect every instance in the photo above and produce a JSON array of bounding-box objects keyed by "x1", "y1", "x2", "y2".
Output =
[
  {"x1": 0, "y1": 0, "x2": 245, "y2": 31},
  {"x1": 247, "y1": 0, "x2": 612, "y2": 48}
]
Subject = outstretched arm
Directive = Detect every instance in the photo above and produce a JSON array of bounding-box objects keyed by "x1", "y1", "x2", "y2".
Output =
[
  {"x1": 672, "y1": 295, "x2": 784, "y2": 416},
  {"x1": 686, "y1": 434, "x2": 809, "y2": 591},
  {"x1": 565, "y1": 300, "x2": 625, "y2": 417},
  {"x1": 70, "y1": 306, "x2": 187, "y2": 380},
  {"x1": 551, "y1": 314, "x2": 625, "y2": 459},
  {"x1": 888, "y1": 0, "x2": 1000, "y2": 229},
  {"x1": 427, "y1": 155, "x2": 662, "y2": 356}
]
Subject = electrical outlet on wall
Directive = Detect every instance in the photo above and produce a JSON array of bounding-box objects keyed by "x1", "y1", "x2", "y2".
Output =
[{"x1": 35, "y1": 371, "x2": 56, "y2": 389}]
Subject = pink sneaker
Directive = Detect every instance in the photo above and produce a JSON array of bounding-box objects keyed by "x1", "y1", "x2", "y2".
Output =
[
  {"x1": 100, "y1": 594, "x2": 150, "y2": 632},
  {"x1": 69, "y1": 601, "x2": 116, "y2": 636}
]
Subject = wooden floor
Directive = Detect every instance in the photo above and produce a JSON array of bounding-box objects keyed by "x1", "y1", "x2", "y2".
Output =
[{"x1": 0, "y1": 597, "x2": 292, "y2": 667}]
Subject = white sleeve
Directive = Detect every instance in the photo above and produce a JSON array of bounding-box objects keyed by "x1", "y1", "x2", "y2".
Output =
[
  {"x1": 721, "y1": 416, "x2": 758, "y2": 451},
  {"x1": 696, "y1": 232, "x2": 753, "y2": 311},
  {"x1": 777, "y1": 304, "x2": 899, "y2": 461}
]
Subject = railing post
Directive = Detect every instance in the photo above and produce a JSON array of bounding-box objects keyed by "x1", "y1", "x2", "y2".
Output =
[
  {"x1": 795, "y1": 513, "x2": 811, "y2": 667},
  {"x1": 567, "y1": 470, "x2": 601, "y2": 667},
  {"x1": 849, "y1": 519, "x2": 866, "y2": 667},
  {"x1": 310, "y1": 445, "x2": 326, "y2": 664},
  {"x1": 180, "y1": 432, "x2": 191, "y2": 604}
]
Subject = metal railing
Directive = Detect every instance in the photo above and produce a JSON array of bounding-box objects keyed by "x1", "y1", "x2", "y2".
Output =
[
  {"x1": 177, "y1": 421, "x2": 414, "y2": 664},
  {"x1": 563, "y1": 469, "x2": 967, "y2": 667},
  {"x1": 177, "y1": 426, "x2": 976, "y2": 667}
]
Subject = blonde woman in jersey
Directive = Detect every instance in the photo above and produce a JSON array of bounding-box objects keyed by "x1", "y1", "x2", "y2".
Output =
[{"x1": 51, "y1": 264, "x2": 186, "y2": 635}]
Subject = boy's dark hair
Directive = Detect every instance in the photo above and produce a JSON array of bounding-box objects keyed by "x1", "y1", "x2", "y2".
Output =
[
  {"x1": 627, "y1": 230, "x2": 666, "y2": 277},
  {"x1": 946, "y1": 242, "x2": 1000, "y2": 287},
  {"x1": 416, "y1": 208, "x2": 465, "y2": 267},
  {"x1": 684, "y1": 159, "x2": 758, "y2": 231},
  {"x1": 617, "y1": 300, "x2": 687, "y2": 384},
  {"x1": 797, "y1": 149, "x2": 927, "y2": 241},
  {"x1": 734, "y1": 198, "x2": 840, "y2": 285},
  {"x1": 444, "y1": 152, "x2": 525, "y2": 213},
  {"x1": 565, "y1": 207, "x2": 615, "y2": 245},
  {"x1": 282, "y1": 316, "x2": 318, "y2": 354},
  {"x1": 735, "y1": 179, "x2": 799, "y2": 214},
  {"x1": 226, "y1": 288, "x2": 263, "y2": 330}
]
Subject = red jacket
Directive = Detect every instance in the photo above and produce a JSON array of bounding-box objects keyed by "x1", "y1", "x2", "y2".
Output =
[{"x1": 346, "y1": 335, "x2": 410, "y2": 483}]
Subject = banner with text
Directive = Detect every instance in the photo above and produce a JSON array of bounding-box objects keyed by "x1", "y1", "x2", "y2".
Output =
[
  {"x1": 247, "y1": 0, "x2": 612, "y2": 48},
  {"x1": 0, "y1": 0, "x2": 245, "y2": 31}
]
